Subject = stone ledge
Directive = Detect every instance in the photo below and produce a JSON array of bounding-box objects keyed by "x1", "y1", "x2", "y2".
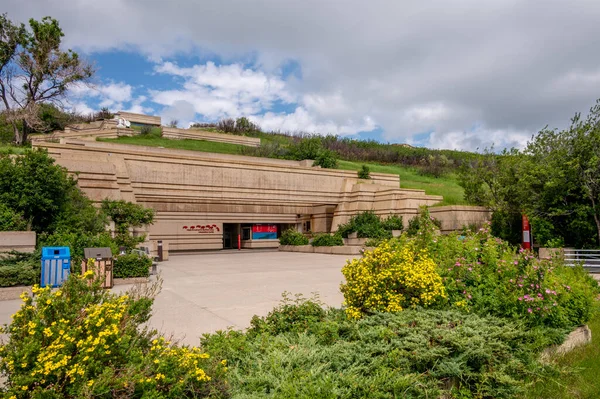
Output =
[
  {"x1": 114, "y1": 277, "x2": 150, "y2": 286},
  {"x1": 0, "y1": 285, "x2": 32, "y2": 301},
  {"x1": 279, "y1": 245, "x2": 367, "y2": 255},
  {"x1": 540, "y1": 325, "x2": 592, "y2": 363}
]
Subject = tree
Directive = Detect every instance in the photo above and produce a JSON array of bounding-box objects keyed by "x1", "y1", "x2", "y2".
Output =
[
  {"x1": 459, "y1": 99, "x2": 600, "y2": 248},
  {"x1": 0, "y1": 149, "x2": 105, "y2": 234},
  {"x1": 167, "y1": 119, "x2": 178, "y2": 128},
  {"x1": 0, "y1": 14, "x2": 93, "y2": 144},
  {"x1": 101, "y1": 200, "x2": 155, "y2": 249}
]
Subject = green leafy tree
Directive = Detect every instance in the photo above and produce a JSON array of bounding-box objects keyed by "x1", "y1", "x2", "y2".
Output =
[
  {"x1": 101, "y1": 200, "x2": 155, "y2": 249},
  {"x1": 459, "y1": 99, "x2": 600, "y2": 248},
  {"x1": 0, "y1": 14, "x2": 93, "y2": 144},
  {"x1": 0, "y1": 149, "x2": 104, "y2": 234}
]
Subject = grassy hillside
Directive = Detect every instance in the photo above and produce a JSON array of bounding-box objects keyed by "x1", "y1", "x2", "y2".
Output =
[
  {"x1": 101, "y1": 134, "x2": 467, "y2": 205},
  {"x1": 98, "y1": 135, "x2": 244, "y2": 155},
  {"x1": 337, "y1": 160, "x2": 465, "y2": 205}
]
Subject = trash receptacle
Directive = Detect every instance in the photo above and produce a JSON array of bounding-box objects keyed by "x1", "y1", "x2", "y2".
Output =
[
  {"x1": 41, "y1": 247, "x2": 71, "y2": 288},
  {"x1": 82, "y1": 247, "x2": 114, "y2": 288}
]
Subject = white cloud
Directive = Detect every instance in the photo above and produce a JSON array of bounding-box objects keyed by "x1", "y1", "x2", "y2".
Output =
[
  {"x1": 151, "y1": 61, "x2": 294, "y2": 120},
  {"x1": 69, "y1": 82, "x2": 133, "y2": 110},
  {"x1": 251, "y1": 107, "x2": 376, "y2": 135},
  {"x1": 424, "y1": 126, "x2": 531, "y2": 152},
  {"x1": 11, "y1": 0, "x2": 600, "y2": 149},
  {"x1": 151, "y1": 61, "x2": 377, "y2": 134}
]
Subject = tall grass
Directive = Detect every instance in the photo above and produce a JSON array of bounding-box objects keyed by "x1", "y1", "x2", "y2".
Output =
[{"x1": 523, "y1": 301, "x2": 600, "y2": 399}]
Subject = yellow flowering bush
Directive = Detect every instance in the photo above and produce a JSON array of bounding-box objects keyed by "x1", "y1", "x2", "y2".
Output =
[
  {"x1": 0, "y1": 272, "x2": 228, "y2": 398},
  {"x1": 341, "y1": 239, "x2": 446, "y2": 318}
]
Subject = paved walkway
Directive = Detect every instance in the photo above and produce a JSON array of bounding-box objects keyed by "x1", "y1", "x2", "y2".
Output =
[{"x1": 0, "y1": 250, "x2": 357, "y2": 346}]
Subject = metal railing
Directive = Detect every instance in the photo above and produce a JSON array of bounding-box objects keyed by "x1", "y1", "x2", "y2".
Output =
[{"x1": 563, "y1": 249, "x2": 600, "y2": 273}]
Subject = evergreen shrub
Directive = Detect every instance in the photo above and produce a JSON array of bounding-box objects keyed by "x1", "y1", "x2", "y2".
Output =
[
  {"x1": 311, "y1": 233, "x2": 344, "y2": 247},
  {"x1": 279, "y1": 229, "x2": 309, "y2": 246},
  {"x1": 113, "y1": 253, "x2": 152, "y2": 278}
]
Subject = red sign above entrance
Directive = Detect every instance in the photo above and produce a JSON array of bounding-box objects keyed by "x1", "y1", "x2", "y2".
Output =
[
  {"x1": 252, "y1": 224, "x2": 277, "y2": 233},
  {"x1": 182, "y1": 224, "x2": 220, "y2": 233}
]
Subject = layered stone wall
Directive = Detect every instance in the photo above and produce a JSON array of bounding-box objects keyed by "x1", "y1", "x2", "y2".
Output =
[
  {"x1": 0, "y1": 232, "x2": 36, "y2": 254},
  {"x1": 162, "y1": 127, "x2": 261, "y2": 147},
  {"x1": 32, "y1": 138, "x2": 490, "y2": 251}
]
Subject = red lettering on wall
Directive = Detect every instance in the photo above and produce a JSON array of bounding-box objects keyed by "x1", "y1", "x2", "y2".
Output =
[{"x1": 182, "y1": 224, "x2": 220, "y2": 233}]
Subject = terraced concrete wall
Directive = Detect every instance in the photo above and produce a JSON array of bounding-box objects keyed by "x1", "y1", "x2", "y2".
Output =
[
  {"x1": 32, "y1": 139, "x2": 488, "y2": 251},
  {"x1": 162, "y1": 127, "x2": 261, "y2": 147}
]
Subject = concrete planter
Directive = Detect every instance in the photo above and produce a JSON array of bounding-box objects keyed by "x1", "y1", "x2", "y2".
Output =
[
  {"x1": 348, "y1": 232, "x2": 358, "y2": 239},
  {"x1": 392, "y1": 230, "x2": 402, "y2": 237},
  {"x1": 279, "y1": 245, "x2": 363, "y2": 255},
  {"x1": 279, "y1": 245, "x2": 314, "y2": 253}
]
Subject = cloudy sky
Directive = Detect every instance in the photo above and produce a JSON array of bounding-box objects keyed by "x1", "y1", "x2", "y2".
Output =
[{"x1": 5, "y1": 0, "x2": 600, "y2": 150}]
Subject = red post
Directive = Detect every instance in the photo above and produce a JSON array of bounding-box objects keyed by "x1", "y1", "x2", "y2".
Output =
[
  {"x1": 522, "y1": 214, "x2": 531, "y2": 250},
  {"x1": 238, "y1": 234, "x2": 241, "y2": 251}
]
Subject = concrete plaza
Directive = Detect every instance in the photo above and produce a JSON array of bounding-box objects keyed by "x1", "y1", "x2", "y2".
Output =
[{"x1": 0, "y1": 250, "x2": 357, "y2": 346}]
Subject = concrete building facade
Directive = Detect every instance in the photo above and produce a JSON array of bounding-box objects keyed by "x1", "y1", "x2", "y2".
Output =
[{"x1": 32, "y1": 136, "x2": 490, "y2": 252}]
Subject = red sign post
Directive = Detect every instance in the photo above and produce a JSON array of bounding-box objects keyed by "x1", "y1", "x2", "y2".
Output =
[{"x1": 522, "y1": 214, "x2": 531, "y2": 250}]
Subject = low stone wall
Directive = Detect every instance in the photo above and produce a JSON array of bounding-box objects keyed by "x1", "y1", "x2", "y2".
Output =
[
  {"x1": 162, "y1": 127, "x2": 261, "y2": 147},
  {"x1": 279, "y1": 245, "x2": 367, "y2": 255},
  {"x1": 540, "y1": 325, "x2": 592, "y2": 362},
  {"x1": 0, "y1": 231, "x2": 36, "y2": 254},
  {"x1": 428, "y1": 205, "x2": 492, "y2": 233}
]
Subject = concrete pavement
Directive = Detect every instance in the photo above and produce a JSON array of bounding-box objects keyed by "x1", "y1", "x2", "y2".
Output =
[{"x1": 0, "y1": 250, "x2": 357, "y2": 346}]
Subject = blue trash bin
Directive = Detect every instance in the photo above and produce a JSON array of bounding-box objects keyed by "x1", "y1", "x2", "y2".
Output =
[{"x1": 41, "y1": 247, "x2": 71, "y2": 288}]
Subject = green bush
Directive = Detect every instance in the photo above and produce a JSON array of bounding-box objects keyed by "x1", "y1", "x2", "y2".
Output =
[
  {"x1": 381, "y1": 214, "x2": 403, "y2": 231},
  {"x1": 336, "y1": 210, "x2": 399, "y2": 239},
  {"x1": 202, "y1": 309, "x2": 566, "y2": 399},
  {"x1": 0, "y1": 252, "x2": 40, "y2": 287},
  {"x1": 406, "y1": 208, "x2": 442, "y2": 236},
  {"x1": 0, "y1": 272, "x2": 228, "y2": 398},
  {"x1": 249, "y1": 292, "x2": 326, "y2": 335},
  {"x1": 311, "y1": 233, "x2": 344, "y2": 247},
  {"x1": 113, "y1": 253, "x2": 152, "y2": 278},
  {"x1": 357, "y1": 164, "x2": 371, "y2": 179},
  {"x1": 313, "y1": 149, "x2": 338, "y2": 168},
  {"x1": 400, "y1": 218, "x2": 600, "y2": 328},
  {"x1": 279, "y1": 228, "x2": 309, "y2": 246}
]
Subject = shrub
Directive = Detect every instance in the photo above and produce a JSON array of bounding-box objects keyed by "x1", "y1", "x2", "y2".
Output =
[
  {"x1": 0, "y1": 272, "x2": 228, "y2": 398},
  {"x1": 311, "y1": 233, "x2": 344, "y2": 247},
  {"x1": 249, "y1": 292, "x2": 326, "y2": 335},
  {"x1": 336, "y1": 210, "x2": 398, "y2": 239},
  {"x1": 203, "y1": 309, "x2": 562, "y2": 399},
  {"x1": 394, "y1": 218, "x2": 600, "y2": 328},
  {"x1": 341, "y1": 239, "x2": 447, "y2": 319},
  {"x1": 357, "y1": 164, "x2": 371, "y2": 179},
  {"x1": 313, "y1": 149, "x2": 338, "y2": 168},
  {"x1": 140, "y1": 125, "x2": 152, "y2": 135},
  {"x1": 406, "y1": 207, "x2": 442, "y2": 236},
  {"x1": 381, "y1": 214, "x2": 403, "y2": 231},
  {"x1": 0, "y1": 252, "x2": 40, "y2": 287},
  {"x1": 113, "y1": 253, "x2": 152, "y2": 278},
  {"x1": 279, "y1": 228, "x2": 309, "y2": 246}
]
